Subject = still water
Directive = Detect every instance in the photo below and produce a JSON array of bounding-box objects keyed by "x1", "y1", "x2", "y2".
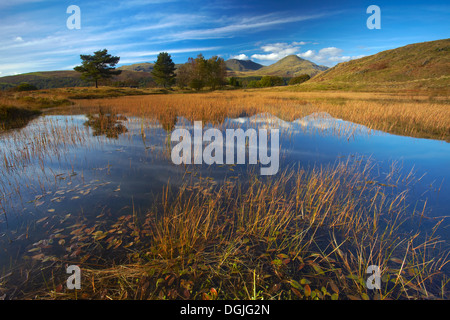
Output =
[{"x1": 0, "y1": 110, "x2": 449, "y2": 271}]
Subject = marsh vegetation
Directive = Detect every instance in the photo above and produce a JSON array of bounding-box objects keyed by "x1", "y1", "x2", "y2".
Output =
[{"x1": 0, "y1": 88, "x2": 449, "y2": 300}]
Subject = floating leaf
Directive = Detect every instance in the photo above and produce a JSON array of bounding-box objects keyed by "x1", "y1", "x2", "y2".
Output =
[
  {"x1": 390, "y1": 257, "x2": 404, "y2": 264},
  {"x1": 113, "y1": 239, "x2": 122, "y2": 249},
  {"x1": 291, "y1": 287, "x2": 302, "y2": 298},
  {"x1": 35, "y1": 200, "x2": 44, "y2": 207},
  {"x1": 271, "y1": 259, "x2": 282, "y2": 266},
  {"x1": 277, "y1": 253, "x2": 289, "y2": 259},
  {"x1": 202, "y1": 293, "x2": 211, "y2": 300},
  {"x1": 124, "y1": 242, "x2": 134, "y2": 248},
  {"x1": 93, "y1": 231, "x2": 107, "y2": 240},
  {"x1": 329, "y1": 281, "x2": 339, "y2": 294},
  {"x1": 69, "y1": 247, "x2": 81, "y2": 258},
  {"x1": 310, "y1": 262, "x2": 324, "y2": 274},
  {"x1": 36, "y1": 216, "x2": 48, "y2": 224},
  {"x1": 210, "y1": 288, "x2": 218, "y2": 299},
  {"x1": 304, "y1": 284, "x2": 311, "y2": 297},
  {"x1": 300, "y1": 278, "x2": 311, "y2": 285},
  {"x1": 290, "y1": 280, "x2": 302, "y2": 290}
]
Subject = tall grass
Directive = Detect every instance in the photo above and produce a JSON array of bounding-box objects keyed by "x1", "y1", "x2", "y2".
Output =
[{"x1": 72, "y1": 90, "x2": 450, "y2": 141}]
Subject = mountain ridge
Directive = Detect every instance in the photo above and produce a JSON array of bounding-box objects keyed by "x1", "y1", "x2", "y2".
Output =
[{"x1": 225, "y1": 59, "x2": 263, "y2": 72}]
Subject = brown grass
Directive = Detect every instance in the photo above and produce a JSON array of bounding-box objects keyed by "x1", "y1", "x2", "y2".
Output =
[{"x1": 68, "y1": 89, "x2": 450, "y2": 141}]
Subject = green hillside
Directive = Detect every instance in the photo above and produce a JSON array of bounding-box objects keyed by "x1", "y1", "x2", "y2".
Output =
[
  {"x1": 0, "y1": 70, "x2": 154, "y2": 90},
  {"x1": 301, "y1": 38, "x2": 450, "y2": 93}
]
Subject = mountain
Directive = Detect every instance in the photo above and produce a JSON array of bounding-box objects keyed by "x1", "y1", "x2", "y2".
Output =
[
  {"x1": 225, "y1": 59, "x2": 263, "y2": 72},
  {"x1": 255, "y1": 55, "x2": 328, "y2": 77},
  {"x1": 307, "y1": 38, "x2": 450, "y2": 91}
]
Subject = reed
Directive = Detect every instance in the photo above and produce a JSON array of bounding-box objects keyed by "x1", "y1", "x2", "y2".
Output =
[{"x1": 10, "y1": 157, "x2": 447, "y2": 300}]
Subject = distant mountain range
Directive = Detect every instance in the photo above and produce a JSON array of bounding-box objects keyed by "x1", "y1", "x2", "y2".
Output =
[
  {"x1": 1, "y1": 39, "x2": 448, "y2": 90},
  {"x1": 225, "y1": 55, "x2": 328, "y2": 77},
  {"x1": 0, "y1": 55, "x2": 325, "y2": 89}
]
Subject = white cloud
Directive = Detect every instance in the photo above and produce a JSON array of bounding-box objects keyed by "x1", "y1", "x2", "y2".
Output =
[
  {"x1": 14, "y1": 36, "x2": 24, "y2": 42},
  {"x1": 318, "y1": 47, "x2": 343, "y2": 57},
  {"x1": 297, "y1": 47, "x2": 366, "y2": 66},
  {"x1": 298, "y1": 49, "x2": 314, "y2": 58},
  {"x1": 292, "y1": 41, "x2": 307, "y2": 46},
  {"x1": 230, "y1": 54, "x2": 249, "y2": 60},
  {"x1": 251, "y1": 42, "x2": 305, "y2": 61}
]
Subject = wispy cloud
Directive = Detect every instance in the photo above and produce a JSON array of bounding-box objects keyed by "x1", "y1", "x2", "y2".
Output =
[
  {"x1": 118, "y1": 46, "x2": 222, "y2": 59},
  {"x1": 158, "y1": 13, "x2": 327, "y2": 41}
]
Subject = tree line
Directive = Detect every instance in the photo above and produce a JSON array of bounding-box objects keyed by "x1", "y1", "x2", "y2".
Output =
[{"x1": 73, "y1": 49, "x2": 310, "y2": 90}]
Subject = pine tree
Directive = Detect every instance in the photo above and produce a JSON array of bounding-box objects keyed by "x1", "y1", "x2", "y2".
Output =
[
  {"x1": 74, "y1": 49, "x2": 121, "y2": 88},
  {"x1": 152, "y1": 52, "x2": 176, "y2": 88}
]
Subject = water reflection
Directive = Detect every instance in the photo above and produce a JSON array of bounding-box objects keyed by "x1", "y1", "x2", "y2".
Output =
[{"x1": 84, "y1": 108, "x2": 128, "y2": 138}]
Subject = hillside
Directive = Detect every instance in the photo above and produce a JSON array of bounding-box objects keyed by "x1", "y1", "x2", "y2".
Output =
[
  {"x1": 0, "y1": 71, "x2": 88, "y2": 90},
  {"x1": 255, "y1": 55, "x2": 328, "y2": 77},
  {"x1": 117, "y1": 62, "x2": 154, "y2": 73},
  {"x1": 225, "y1": 59, "x2": 263, "y2": 72},
  {"x1": 302, "y1": 38, "x2": 450, "y2": 93},
  {"x1": 0, "y1": 70, "x2": 154, "y2": 90}
]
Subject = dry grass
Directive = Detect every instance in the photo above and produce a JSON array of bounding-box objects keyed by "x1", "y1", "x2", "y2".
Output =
[{"x1": 68, "y1": 89, "x2": 450, "y2": 141}]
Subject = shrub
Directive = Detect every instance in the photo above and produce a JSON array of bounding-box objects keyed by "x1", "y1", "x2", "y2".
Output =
[
  {"x1": 260, "y1": 76, "x2": 284, "y2": 87},
  {"x1": 15, "y1": 82, "x2": 38, "y2": 91},
  {"x1": 288, "y1": 74, "x2": 311, "y2": 85},
  {"x1": 247, "y1": 80, "x2": 261, "y2": 88},
  {"x1": 228, "y1": 77, "x2": 241, "y2": 87}
]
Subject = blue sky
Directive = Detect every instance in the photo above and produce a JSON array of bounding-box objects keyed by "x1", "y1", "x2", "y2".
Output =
[{"x1": 0, "y1": 0, "x2": 448, "y2": 76}]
